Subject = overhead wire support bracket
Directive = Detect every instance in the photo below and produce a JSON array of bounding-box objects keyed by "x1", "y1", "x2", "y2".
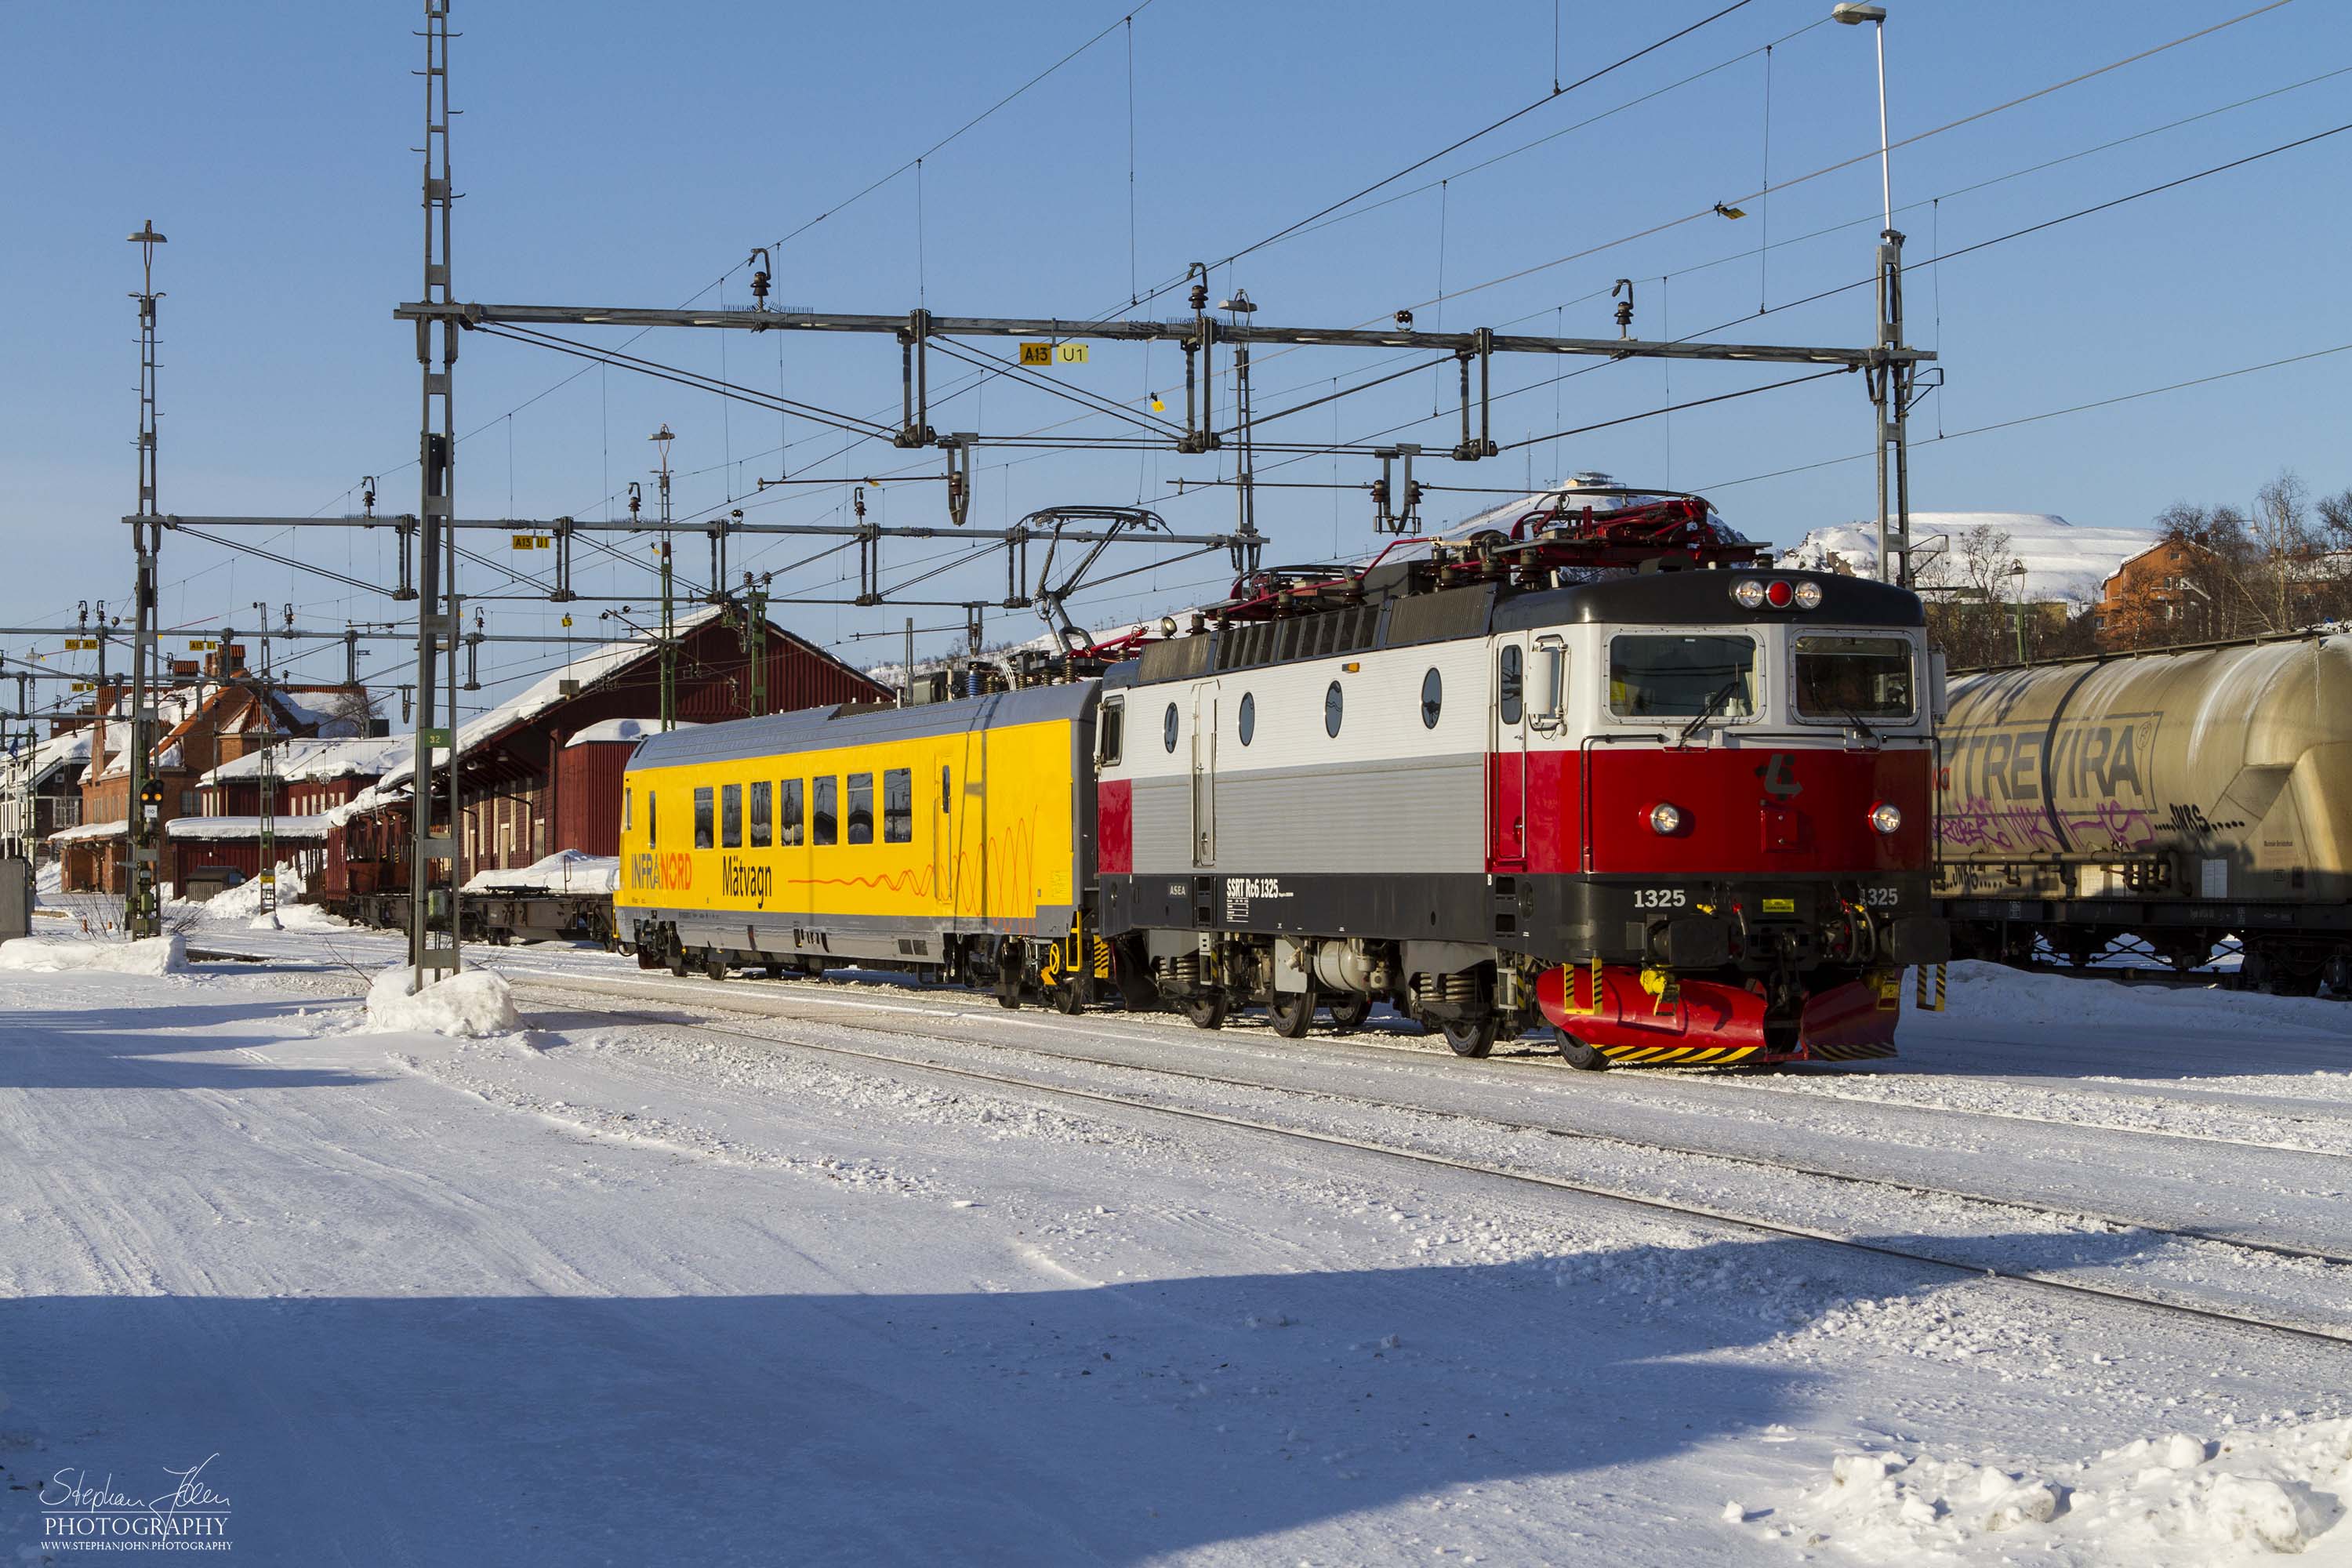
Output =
[
  {"x1": 1451, "y1": 329, "x2": 1498, "y2": 461},
  {"x1": 895, "y1": 308, "x2": 936, "y2": 448}
]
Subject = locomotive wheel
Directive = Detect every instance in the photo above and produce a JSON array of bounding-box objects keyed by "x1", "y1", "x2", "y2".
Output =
[
  {"x1": 636, "y1": 945, "x2": 661, "y2": 971},
  {"x1": 702, "y1": 949, "x2": 728, "y2": 982},
  {"x1": 1267, "y1": 990, "x2": 1314, "y2": 1039},
  {"x1": 996, "y1": 985, "x2": 1021, "y2": 1010},
  {"x1": 1555, "y1": 1031, "x2": 1610, "y2": 1072},
  {"x1": 1325, "y1": 993, "x2": 1374, "y2": 1033},
  {"x1": 1051, "y1": 985, "x2": 1084, "y2": 1016},
  {"x1": 666, "y1": 942, "x2": 689, "y2": 979},
  {"x1": 1439, "y1": 1015, "x2": 1497, "y2": 1058},
  {"x1": 1182, "y1": 993, "x2": 1228, "y2": 1030}
]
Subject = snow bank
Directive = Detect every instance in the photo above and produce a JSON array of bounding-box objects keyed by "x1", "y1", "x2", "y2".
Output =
[
  {"x1": 1932, "y1": 960, "x2": 2348, "y2": 1032},
  {"x1": 0, "y1": 934, "x2": 187, "y2": 975},
  {"x1": 365, "y1": 964, "x2": 523, "y2": 1037},
  {"x1": 463, "y1": 850, "x2": 619, "y2": 896},
  {"x1": 1779, "y1": 1419, "x2": 2352, "y2": 1561},
  {"x1": 202, "y1": 862, "x2": 309, "y2": 920},
  {"x1": 249, "y1": 903, "x2": 347, "y2": 933}
]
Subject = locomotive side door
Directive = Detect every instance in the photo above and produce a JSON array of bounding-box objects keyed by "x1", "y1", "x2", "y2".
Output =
[
  {"x1": 1490, "y1": 640, "x2": 1530, "y2": 870},
  {"x1": 1190, "y1": 681, "x2": 1218, "y2": 866}
]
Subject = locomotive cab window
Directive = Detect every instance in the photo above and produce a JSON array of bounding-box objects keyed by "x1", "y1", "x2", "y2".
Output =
[
  {"x1": 693, "y1": 787, "x2": 715, "y2": 850},
  {"x1": 812, "y1": 777, "x2": 837, "y2": 846},
  {"x1": 883, "y1": 768, "x2": 913, "y2": 843},
  {"x1": 780, "y1": 779, "x2": 804, "y2": 846},
  {"x1": 622, "y1": 788, "x2": 632, "y2": 833},
  {"x1": 1793, "y1": 634, "x2": 1915, "y2": 720},
  {"x1": 846, "y1": 772, "x2": 875, "y2": 844},
  {"x1": 720, "y1": 783, "x2": 743, "y2": 849},
  {"x1": 748, "y1": 780, "x2": 771, "y2": 848},
  {"x1": 1609, "y1": 633, "x2": 1757, "y2": 720},
  {"x1": 1098, "y1": 699, "x2": 1123, "y2": 765},
  {"x1": 646, "y1": 793, "x2": 655, "y2": 848},
  {"x1": 1497, "y1": 645, "x2": 1523, "y2": 725}
]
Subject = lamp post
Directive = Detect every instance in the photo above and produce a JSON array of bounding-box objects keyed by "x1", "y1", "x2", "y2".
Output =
[
  {"x1": 1832, "y1": 3, "x2": 1893, "y2": 233},
  {"x1": 1835, "y1": 3, "x2": 1911, "y2": 589}
]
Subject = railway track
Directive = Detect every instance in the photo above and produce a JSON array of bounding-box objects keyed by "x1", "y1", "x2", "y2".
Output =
[
  {"x1": 478, "y1": 954, "x2": 2352, "y2": 1161},
  {"x1": 503, "y1": 971, "x2": 2352, "y2": 1352}
]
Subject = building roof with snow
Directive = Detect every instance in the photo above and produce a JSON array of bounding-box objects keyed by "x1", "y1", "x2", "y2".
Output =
[
  {"x1": 561, "y1": 717, "x2": 693, "y2": 748},
  {"x1": 199, "y1": 735, "x2": 411, "y2": 787},
  {"x1": 1782, "y1": 512, "x2": 2156, "y2": 604}
]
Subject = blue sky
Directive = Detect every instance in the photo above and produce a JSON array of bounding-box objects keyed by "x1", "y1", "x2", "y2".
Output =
[{"x1": 8, "y1": 0, "x2": 2347, "y2": 713}]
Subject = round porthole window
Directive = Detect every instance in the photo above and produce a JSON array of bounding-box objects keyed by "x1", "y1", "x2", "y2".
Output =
[
  {"x1": 1163, "y1": 702, "x2": 1179, "y2": 753},
  {"x1": 1324, "y1": 680, "x2": 1344, "y2": 738},
  {"x1": 1421, "y1": 667, "x2": 1443, "y2": 728},
  {"x1": 1238, "y1": 692, "x2": 1256, "y2": 746}
]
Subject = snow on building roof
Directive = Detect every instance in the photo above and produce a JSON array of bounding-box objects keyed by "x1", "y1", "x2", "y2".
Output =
[
  {"x1": 165, "y1": 814, "x2": 329, "y2": 842},
  {"x1": 50, "y1": 818, "x2": 128, "y2": 844},
  {"x1": 3, "y1": 728, "x2": 93, "y2": 786},
  {"x1": 379, "y1": 609, "x2": 727, "y2": 791},
  {"x1": 562, "y1": 717, "x2": 693, "y2": 748},
  {"x1": 200, "y1": 735, "x2": 411, "y2": 787},
  {"x1": 1782, "y1": 512, "x2": 2156, "y2": 604}
]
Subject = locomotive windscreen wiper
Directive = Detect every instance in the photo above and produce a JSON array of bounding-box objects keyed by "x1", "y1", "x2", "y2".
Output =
[
  {"x1": 1836, "y1": 706, "x2": 1882, "y2": 746},
  {"x1": 1676, "y1": 679, "x2": 1743, "y2": 746}
]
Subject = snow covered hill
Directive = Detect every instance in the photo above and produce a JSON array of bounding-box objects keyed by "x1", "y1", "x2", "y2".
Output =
[{"x1": 1784, "y1": 512, "x2": 2156, "y2": 604}]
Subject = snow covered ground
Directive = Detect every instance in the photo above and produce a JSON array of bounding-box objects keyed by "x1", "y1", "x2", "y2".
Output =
[{"x1": 4, "y1": 906, "x2": 2350, "y2": 1564}]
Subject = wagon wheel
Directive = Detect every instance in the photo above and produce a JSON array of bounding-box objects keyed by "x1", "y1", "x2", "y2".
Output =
[
  {"x1": 1324, "y1": 993, "x2": 1373, "y2": 1034},
  {"x1": 666, "y1": 941, "x2": 689, "y2": 979},
  {"x1": 1268, "y1": 990, "x2": 1314, "y2": 1039},
  {"x1": 1555, "y1": 1029, "x2": 1610, "y2": 1072},
  {"x1": 702, "y1": 949, "x2": 728, "y2": 982},
  {"x1": 1182, "y1": 993, "x2": 1227, "y2": 1030},
  {"x1": 1439, "y1": 1015, "x2": 1497, "y2": 1058}
]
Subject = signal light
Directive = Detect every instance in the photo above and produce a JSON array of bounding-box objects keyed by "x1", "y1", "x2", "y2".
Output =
[
  {"x1": 1764, "y1": 579, "x2": 1795, "y2": 609},
  {"x1": 1648, "y1": 801, "x2": 1684, "y2": 835},
  {"x1": 1732, "y1": 579, "x2": 1766, "y2": 609},
  {"x1": 1870, "y1": 802, "x2": 1903, "y2": 835}
]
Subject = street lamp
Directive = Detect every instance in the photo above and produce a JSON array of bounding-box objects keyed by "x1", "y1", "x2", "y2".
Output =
[{"x1": 1833, "y1": 3, "x2": 1892, "y2": 234}]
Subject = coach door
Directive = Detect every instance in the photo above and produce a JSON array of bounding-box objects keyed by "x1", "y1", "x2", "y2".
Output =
[
  {"x1": 1190, "y1": 681, "x2": 1218, "y2": 866},
  {"x1": 1490, "y1": 640, "x2": 1530, "y2": 870}
]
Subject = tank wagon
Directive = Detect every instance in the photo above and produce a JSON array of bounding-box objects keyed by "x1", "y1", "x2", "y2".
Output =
[
  {"x1": 1935, "y1": 628, "x2": 2352, "y2": 993},
  {"x1": 614, "y1": 492, "x2": 1951, "y2": 1066}
]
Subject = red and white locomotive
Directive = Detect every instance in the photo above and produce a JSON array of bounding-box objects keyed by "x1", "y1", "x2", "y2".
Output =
[{"x1": 1094, "y1": 488, "x2": 1950, "y2": 1065}]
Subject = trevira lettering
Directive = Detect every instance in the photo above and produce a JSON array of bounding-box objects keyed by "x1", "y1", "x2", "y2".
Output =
[{"x1": 722, "y1": 855, "x2": 773, "y2": 901}]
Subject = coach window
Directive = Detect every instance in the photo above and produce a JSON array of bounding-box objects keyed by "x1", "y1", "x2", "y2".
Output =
[
  {"x1": 847, "y1": 771, "x2": 875, "y2": 844},
  {"x1": 1420, "y1": 668, "x2": 1442, "y2": 729},
  {"x1": 1497, "y1": 645, "x2": 1523, "y2": 725},
  {"x1": 646, "y1": 793, "x2": 655, "y2": 848},
  {"x1": 1324, "y1": 680, "x2": 1344, "y2": 739},
  {"x1": 720, "y1": 782, "x2": 743, "y2": 849},
  {"x1": 1237, "y1": 691, "x2": 1255, "y2": 746},
  {"x1": 780, "y1": 779, "x2": 805, "y2": 846},
  {"x1": 748, "y1": 780, "x2": 772, "y2": 848},
  {"x1": 1609, "y1": 633, "x2": 1757, "y2": 720},
  {"x1": 884, "y1": 768, "x2": 913, "y2": 843},
  {"x1": 812, "y1": 776, "x2": 837, "y2": 846},
  {"x1": 1163, "y1": 702, "x2": 1179, "y2": 753},
  {"x1": 693, "y1": 786, "x2": 714, "y2": 850},
  {"x1": 1098, "y1": 698, "x2": 1123, "y2": 765},
  {"x1": 1793, "y1": 634, "x2": 1915, "y2": 721}
]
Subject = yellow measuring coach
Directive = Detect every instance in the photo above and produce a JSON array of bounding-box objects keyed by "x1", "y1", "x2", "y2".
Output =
[{"x1": 615, "y1": 684, "x2": 1105, "y2": 1001}]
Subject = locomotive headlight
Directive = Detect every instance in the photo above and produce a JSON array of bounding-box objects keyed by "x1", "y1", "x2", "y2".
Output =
[
  {"x1": 1869, "y1": 801, "x2": 1903, "y2": 835},
  {"x1": 1793, "y1": 580, "x2": 1824, "y2": 610},
  {"x1": 1649, "y1": 801, "x2": 1684, "y2": 835},
  {"x1": 1732, "y1": 579, "x2": 1766, "y2": 609}
]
